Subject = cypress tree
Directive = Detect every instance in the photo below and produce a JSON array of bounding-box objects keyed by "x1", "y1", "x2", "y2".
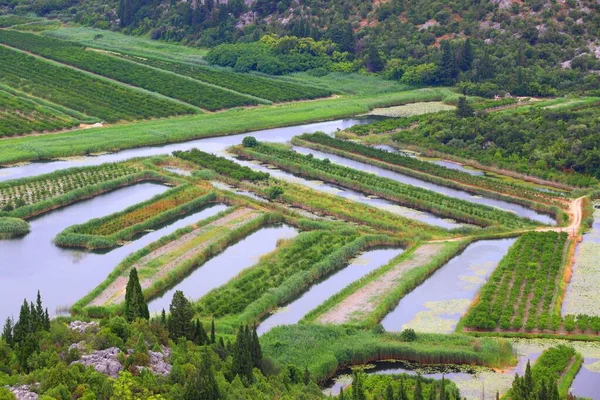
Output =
[
  {"x1": 386, "y1": 382, "x2": 394, "y2": 400},
  {"x1": 167, "y1": 291, "x2": 194, "y2": 341},
  {"x1": 198, "y1": 347, "x2": 220, "y2": 399},
  {"x1": 2, "y1": 317, "x2": 13, "y2": 346},
  {"x1": 398, "y1": 377, "x2": 407, "y2": 400},
  {"x1": 210, "y1": 318, "x2": 216, "y2": 344},
  {"x1": 43, "y1": 308, "x2": 50, "y2": 331},
  {"x1": 456, "y1": 97, "x2": 474, "y2": 118},
  {"x1": 232, "y1": 325, "x2": 252, "y2": 382},
  {"x1": 13, "y1": 299, "x2": 31, "y2": 345},
  {"x1": 414, "y1": 377, "x2": 424, "y2": 400},
  {"x1": 339, "y1": 387, "x2": 344, "y2": 400},
  {"x1": 439, "y1": 375, "x2": 446, "y2": 400},
  {"x1": 524, "y1": 361, "x2": 533, "y2": 396},
  {"x1": 303, "y1": 367, "x2": 311, "y2": 385},
  {"x1": 250, "y1": 325, "x2": 262, "y2": 368},
  {"x1": 160, "y1": 309, "x2": 167, "y2": 326},
  {"x1": 193, "y1": 320, "x2": 208, "y2": 345},
  {"x1": 438, "y1": 41, "x2": 458, "y2": 85},
  {"x1": 459, "y1": 38, "x2": 474, "y2": 72},
  {"x1": 351, "y1": 371, "x2": 365, "y2": 400},
  {"x1": 124, "y1": 268, "x2": 149, "y2": 321}
]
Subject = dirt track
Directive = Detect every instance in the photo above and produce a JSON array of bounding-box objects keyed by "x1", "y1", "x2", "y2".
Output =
[{"x1": 317, "y1": 243, "x2": 446, "y2": 325}]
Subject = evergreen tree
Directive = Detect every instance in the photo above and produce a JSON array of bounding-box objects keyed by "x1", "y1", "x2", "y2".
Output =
[
  {"x1": 456, "y1": 97, "x2": 474, "y2": 118},
  {"x1": 43, "y1": 308, "x2": 50, "y2": 331},
  {"x1": 160, "y1": 309, "x2": 167, "y2": 326},
  {"x1": 124, "y1": 268, "x2": 149, "y2": 322},
  {"x1": 414, "y1": 377, "x2": 424, "y2": 400},
  {"x1": 524, "y1": 360, "x2": 533, "y2": 396},
  {"x1": 398, "y1": 377, "x2": 407, "y2": 400},
  {"x1": 339, "y1": 387, "x2": 345, "y2": 400},
  {"x1": 351, "y1": 371, "x2": 365, "y2": 400},
  {"x1": 193, "y1": 320, "x2": 209, "y2": 345},
  {"x1": 167, "y1": 291, "x2": 194, "y2": 341},
  {"x1": 438, "y1": 41, "x2": 458, "y2": 85},
  {"x1": 386, "y1": 382, "x2": 394, "y2": 400},
  {"x1": 210, "y1": 318, "x2": 216, "y2": 344},
  {"x1": 459, "y1": 39, "x2": 474, "y2": 72},
  {"x1": 428, "y1": 386, "x2": 436, "y2": 400},
  {"x1": 232, "y1": 325, "x2": 252, "y2": 382},
  {"x1": 13, "y1": 299, "x2": 31, "y2": 345},
  {"x1": 250, "y1": 325, "x2": 262, "y2": 368},
  {"x1": 303, "y1": 367, "x2": 311, "y2": 385},
  {"x1": 2, "y1": 317, "x2": 13, "y2": 346},
  {"x1": 365, "y1": 45, "x2": 385, "y2": 73},
  {"x1": 439, "y1": 375, "x2": 446, "y2": 400}
]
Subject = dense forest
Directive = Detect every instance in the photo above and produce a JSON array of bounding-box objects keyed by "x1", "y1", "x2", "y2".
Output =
[{"x1": 3, "y1": 0, "x2": 600, "y2": 96}]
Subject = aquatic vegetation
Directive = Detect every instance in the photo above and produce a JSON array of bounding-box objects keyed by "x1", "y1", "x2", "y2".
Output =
[
  {"x1": 368, "y1": 101, "x2": 456, "y2": 117},
  {"x1": 402, "y1": 299, "x2": 472, "y2": 334},
  {"x1": 0, "y1": 217, "x2": 30, "y2": 238}
]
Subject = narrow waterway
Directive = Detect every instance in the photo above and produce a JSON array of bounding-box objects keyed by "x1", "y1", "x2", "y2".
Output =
[
  {"x1": 323, "y1": 350, "x2": 540, "y2": 400},
  {"x1": 0, "y1": 119, "x2": 374, "y2": 182},
  {"x1": 148, "y1": 224, "x2": 298, "y2": 313},
  {"x1": 257, "y1": 248, "x2": 402, "y2": 335},
  {"x1": 381, "y1": 239, "x2": 516, "y2": 333},
  {"x1": 228, "y1": 155, "x2": 462, "y2": 229},
  {"x1": 292, "y1": 147, "x2": 554, "y2": 225},
  {"x1": 0, "y1": 182, "x2": 227, "y2": 322}
]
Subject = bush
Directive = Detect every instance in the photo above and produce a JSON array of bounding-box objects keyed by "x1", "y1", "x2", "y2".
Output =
[
  {"x1": 242, "y1": 136, "x2": 258, "y2": 148},
  {"x1": 0, "y1": 217, "x2": 30, "y2": 238},
  {"x1": 267, "y1": 186, "x2": 284, "y2": 200},
  {"x1": 400, "y1": 328, "x2": 417, "y2": 342}
]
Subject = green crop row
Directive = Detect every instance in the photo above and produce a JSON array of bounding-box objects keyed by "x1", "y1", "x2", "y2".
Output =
[
  {"x1": 174, "y1": 148, "x2": 269, "y2": 181},
  {"x1": 125, "y1": 56, "x2": 331, "y2": 102},
  {"x1": 0, "y1": 89, "x2": 79, "y2": 137},
  {"x1": 294, "y1": 133, "x2": 565, "y2": 209},
  {"x1": 464, "y1": 232, "x2": 569, "y2": 332},
  {"x1": 196, "y1": 229, "x2": 360, "y2": 319},
  {"x1": 0, "y1": 45, "x2": 194, "y2": 122},
  {"x1": 0, "y1": 30, "x2": 262, "y2": 111},
  {"x1": 55, "y1": 187, "x2": 217, "y2": 249},
  {"x1": 233, "y1": 142, "x2": 540, "y2": 228},
  {"x1": 0, "y1": 162, "x2": 143, "y2": 212},
  {"x1": 227, "y1": 234, "x2": 401, "y2": 329}
]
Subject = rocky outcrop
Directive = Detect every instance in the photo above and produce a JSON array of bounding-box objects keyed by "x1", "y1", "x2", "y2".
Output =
[
  {"x1": 9, "y1": 384, "x2": 38, "y2": 400},
  {"x1": 68, "y1": 321, "x2": 99, "y2": 334},
  {"x1": 148, "y1": 346, "x2": 171, "y2": 377},
  {"x1": 73, "y1": 347, "x2": 122, "y2": 378}
]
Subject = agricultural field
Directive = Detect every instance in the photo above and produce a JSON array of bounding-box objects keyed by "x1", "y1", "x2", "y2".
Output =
[
  {"x1": 1, "y1": 20, "x2": 600, "y2": 400},
  {"x1": 0, "y1": 30, "x2": 263, "y2": 111},
  {"x1": 0, "y1": 46, "x2": 194, "y2": 123},
  {"x1": 0, "y1": 89, "x2": 79, "y2": 137},
  {"x1": 463, "y1": 232, "x2": 581, "y2": 333},
  {"x1": 232, "y1": 141, "x2": 541, "y2": 228},
  {"x1": 124, "y1": 56, "x2": 332, "y2": 102}
]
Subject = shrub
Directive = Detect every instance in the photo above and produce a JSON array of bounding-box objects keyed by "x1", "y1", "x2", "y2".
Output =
[
  {"x1": 0, "y1": 217, "x2": 30, "y2": 238},
  {"x1": 400, "y1": 328, "x2": 417, "y2": 342},
  {"x1": 242, "y1": 136, "x2": 258, "y2": 148}
]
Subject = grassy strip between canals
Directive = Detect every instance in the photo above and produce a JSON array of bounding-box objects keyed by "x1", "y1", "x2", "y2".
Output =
[
  {"x1": 462, "y1": 232, "x2": 582, "y2": 334},
  {"x1": 174, "y1": 148, "x2": 269, "y2": 181},
  {"x1": 504, "y1": 345, "x2": 582, "y2": 399},
  {"x1": 55, "y1": 185, "x2": 215, "y2": 249},
  {"x1": 0, "y1": 216, "x2": 30, "y2": 238},
  {"x1": 0, "y1": 164, "x2": 180, "y2": 219},
  {"x1": 232, "y1": 142, "x2": 540, "y2": 229},
  {"x1": 261, "y1": 324, "x2": 516, "y2": 383},
  {"x1": 74, "y1": 207, "x2": 283, "y2": 318},
  {"x1": 198, "y1": 231, "x2": 401, "y2": 330},
  {"x1": 293, "y1": 133, "x2": 566, "y2": 212},
  {"x1": 303, "y1": 240, "x2": 468, "y2": 328},
  {"x1": 0, "y1": 88, "x2": 449, "y2": 165},
  {"x1": 239, "y1": 177, "x2": 448, "y2": 242}
]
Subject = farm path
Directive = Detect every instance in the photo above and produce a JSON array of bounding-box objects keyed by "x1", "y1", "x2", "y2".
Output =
[
  {"x1": 88, "y1": 207, "x2": 260, "y2": 307},
  {"x1": 316, "y1": 243, "x2": 446, "y2": 325},
  {"x1": 536, "y1": 196, "x2": 584, "y2": 238}
]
